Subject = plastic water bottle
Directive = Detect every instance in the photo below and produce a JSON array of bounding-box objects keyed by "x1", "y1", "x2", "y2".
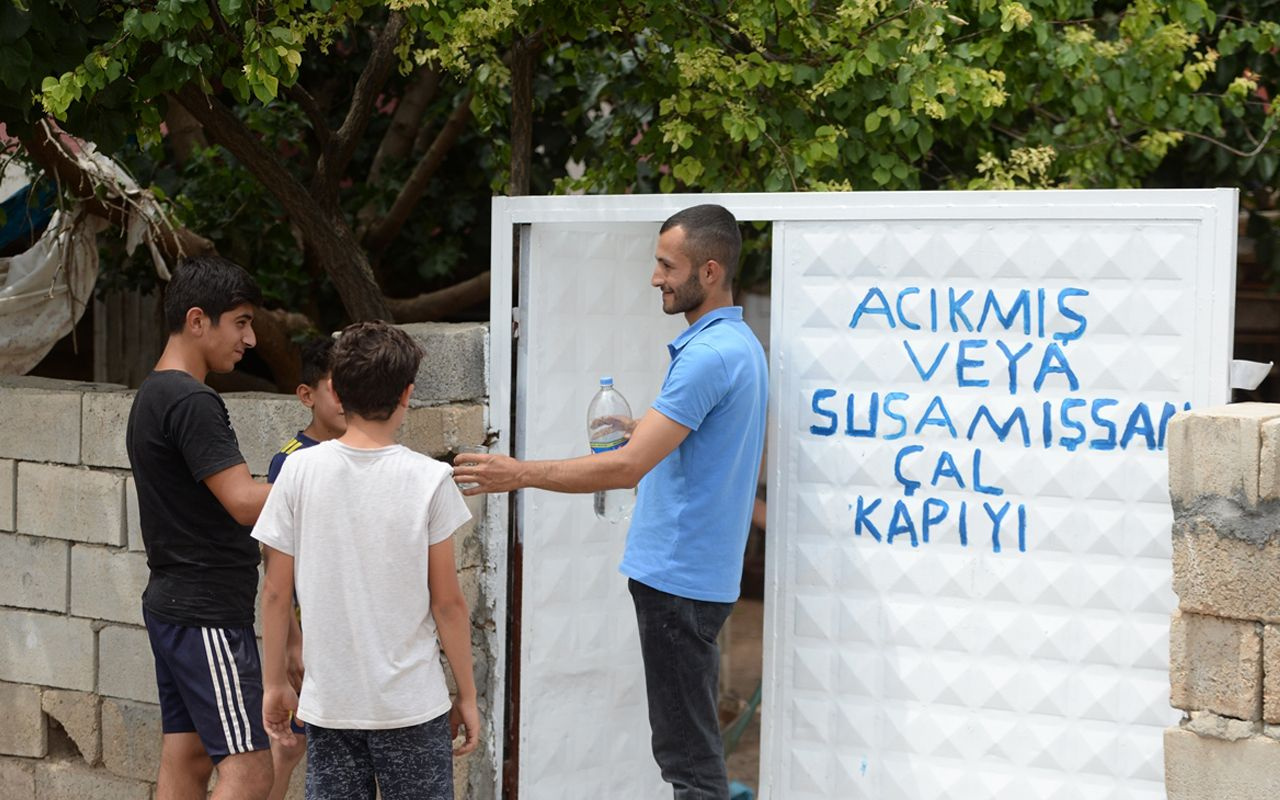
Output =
[{"x1": 588, "y1": 376, "x2": 636, "y2": 523}]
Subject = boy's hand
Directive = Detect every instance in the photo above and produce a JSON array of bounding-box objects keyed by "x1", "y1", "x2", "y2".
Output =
[
  {"x1": 286, "y1": 640, "x2": 305, "y2": 693},
  {"x1": 263, "y1": 683, "x2": 300, "y2": 747},
  {"x1": 450, "y1": 697, "x2": 480, "y2": 756}
]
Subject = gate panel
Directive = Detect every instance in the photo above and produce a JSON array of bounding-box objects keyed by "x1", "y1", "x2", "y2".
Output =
[
  {"x1": 762, "y1": 203, "x2": 1235, "y2": 799},
  {"x1": 515, "y1": 222, "x2": 682, "y2": 799}
]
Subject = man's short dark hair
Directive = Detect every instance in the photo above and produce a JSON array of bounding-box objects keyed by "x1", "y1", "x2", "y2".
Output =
[
  {"x1": 299, "y1": 337, "x2": 336, "y2": 387},
  {"x1": 659, "y1": 204, "x2": 742, "y2": 283},
  {"x1": 330, "y1": 321, "x2": 424, "y2": 422},
  {"x1": 163, "y1": 255, "x2": 263, "y2": 333}
]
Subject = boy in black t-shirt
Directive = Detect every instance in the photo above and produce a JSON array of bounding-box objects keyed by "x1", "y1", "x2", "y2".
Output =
[
  {"x1": 263, "y1": 337, "x2": 345, "y2": 800},
  {"x1": 126, "y1": 255, "x2": 274, "y2": 800}
]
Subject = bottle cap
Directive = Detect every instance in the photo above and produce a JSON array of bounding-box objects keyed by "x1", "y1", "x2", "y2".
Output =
[{"x1": 600, "y1": 376, "x2": 614, "y2": 386}]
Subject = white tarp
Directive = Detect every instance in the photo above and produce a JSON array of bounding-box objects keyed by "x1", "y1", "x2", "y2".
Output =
[
  {"x1": 0, "y1": 139, "x2": 170, "y2": 375},
  {"x1": 0, "y1": 209, "x2": 104, "y2": 373}
]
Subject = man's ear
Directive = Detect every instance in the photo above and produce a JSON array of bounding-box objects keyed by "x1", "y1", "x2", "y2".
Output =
[
  {"x1": 184, "y1": 307, "x2": 208, "y2": 335},
  {"x1": 702, "y1": 258, "x2": 725, "y2": 288},
  {"x1": 399, "y1": 383, "x2": 414, "y2": 408},
  {"x1": 296, "y1": 383, "x2": 315, "y2": 409}
]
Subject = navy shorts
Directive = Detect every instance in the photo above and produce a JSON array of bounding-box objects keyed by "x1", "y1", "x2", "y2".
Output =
[{"x1": 143, "y1": 609, "x2": 270, "y2": 762}]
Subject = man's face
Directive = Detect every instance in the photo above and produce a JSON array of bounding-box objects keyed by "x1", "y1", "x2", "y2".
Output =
[
  {"x1": 204, "y1": 303, "x2": 256, "y2": 374},
  {"x1": 652, "y1": 226, "x2": 706, "y2": 316}
]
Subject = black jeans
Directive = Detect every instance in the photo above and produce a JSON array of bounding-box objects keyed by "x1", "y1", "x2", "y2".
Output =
[{"x1": 629, "y1": 578, "x2": 735, "y2": 800}]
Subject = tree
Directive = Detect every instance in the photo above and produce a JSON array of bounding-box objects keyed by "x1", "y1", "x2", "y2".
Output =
[{"x1": 3, "y1": 1, "x2": 1277, "y2": 383}]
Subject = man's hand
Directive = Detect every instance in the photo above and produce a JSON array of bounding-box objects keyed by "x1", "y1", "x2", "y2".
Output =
[
  {"x1": 450, "y1": 697, "x2": 480, "y2": 756},
  {"x1": 591, "y1": 414, "x2": 636, "y2": 439},
  {"x1": 452, "y1": 453, "x2": 525, "y2": 496},
  {"x1": 263, "y1": 683, "x2": 300, "y2": 747}
]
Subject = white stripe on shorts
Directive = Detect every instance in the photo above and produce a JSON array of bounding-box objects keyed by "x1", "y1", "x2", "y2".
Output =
[
  {"x1": 199, "y1": 627, "x2": 240, "y2": 752},
  {"x1": 216, "y1": 629, "x2": 254, "y2": 750}
]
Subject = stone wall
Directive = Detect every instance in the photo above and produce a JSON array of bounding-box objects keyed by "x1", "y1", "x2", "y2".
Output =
[
  {"x1": 1165, "y1": 403, "x2": 1280, "y2": 798},
  {"x1": 0, "y1": 322, "x2": 499, "y2": 799}
]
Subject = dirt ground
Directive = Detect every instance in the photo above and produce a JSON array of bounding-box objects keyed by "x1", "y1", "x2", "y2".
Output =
[{"x1": 724, "y1": 597, "x2": 764, "y2": 794}]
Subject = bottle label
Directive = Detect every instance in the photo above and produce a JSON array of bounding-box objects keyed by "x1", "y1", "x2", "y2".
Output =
[{"x1": 590, "y1": 439, "x2": 626, "y2": 454}]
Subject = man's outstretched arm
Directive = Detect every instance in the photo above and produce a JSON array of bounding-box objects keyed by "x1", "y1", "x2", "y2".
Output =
[{"x1": 452, "y1": 408, "x2": 690, "y2": 496}]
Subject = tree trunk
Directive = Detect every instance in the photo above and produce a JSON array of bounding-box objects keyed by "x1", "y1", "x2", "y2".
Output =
[{"x1": 508, "y1": 40, "x2": 534, "y2": 196}]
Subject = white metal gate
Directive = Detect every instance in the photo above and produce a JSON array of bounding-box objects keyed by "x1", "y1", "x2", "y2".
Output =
[{"x1": 488, "y1": 191, "x2": 1237, "y2": 799}]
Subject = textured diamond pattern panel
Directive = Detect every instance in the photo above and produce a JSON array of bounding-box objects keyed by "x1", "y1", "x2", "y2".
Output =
[
  {"x1": 517, "y1": 223, "x2": 682, "y2": 799},
  {"x1": 766, "y1": 218, "x2": 1206, "y2": 799}
]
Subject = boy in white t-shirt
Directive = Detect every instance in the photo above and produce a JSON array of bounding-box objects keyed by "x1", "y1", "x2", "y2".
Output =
[{"x1": 253, "y1": 321, "x2": 478, "y2": 800}]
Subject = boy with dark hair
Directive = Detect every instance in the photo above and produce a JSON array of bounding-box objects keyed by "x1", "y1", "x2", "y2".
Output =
[
  {"x1": 267, "y1": 338, "x2": 345, "y2": 482},
  {"x1": 263, "y1": 336, "x2": 346, "y2": 799},
  {"x1": 126, "y1": 254, "x2": 274, "y2": 799},
  {"x1": 254, "y1": 321, "x2": 480, "y2": 800}
]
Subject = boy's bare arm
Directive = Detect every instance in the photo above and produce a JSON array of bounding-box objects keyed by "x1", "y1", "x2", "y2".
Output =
[
  {"x1": 260, "y1": 544, "x2": 299, "y2": 745},
  {"x1": 205, "y1": 463, "x2": 271, "y2": 525},
  {"x1": 428, "y1": 536, "x2": 479, "y2": 755}
]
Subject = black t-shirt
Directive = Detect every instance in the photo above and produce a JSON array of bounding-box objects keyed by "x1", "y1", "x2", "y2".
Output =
[{"x1": 126, "y1": 370, "x2": 259, "y2": 627}]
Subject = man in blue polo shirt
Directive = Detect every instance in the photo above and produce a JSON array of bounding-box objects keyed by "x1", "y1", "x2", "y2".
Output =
[{"x1": 453, "y1": 204, "x2": 767, "y2": 799}]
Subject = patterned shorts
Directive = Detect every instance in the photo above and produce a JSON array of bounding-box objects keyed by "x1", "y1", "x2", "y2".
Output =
[{"x1": 305, "y1": 712, "x2": 453, "y2": 800}]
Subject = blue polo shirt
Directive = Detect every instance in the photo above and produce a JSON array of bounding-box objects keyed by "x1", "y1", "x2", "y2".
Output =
[{"x1": 620, "y1": 306, "x2": 768, "y2": 603}]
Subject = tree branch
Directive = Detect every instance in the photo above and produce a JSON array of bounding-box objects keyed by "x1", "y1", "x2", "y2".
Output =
[
  {"x1": 368, "y1": 66, "x2": 440, "y2": 184},
  {"x1": 17, "y1": 120, "x2": 214, "y2": 264},
  {"x1": 285, "y1": 83, "x2": 332, "y2": 149},
  {"x1": 362, "y1": 91, "x2": 474, "y2": 256},
  {"x1": 384, "y1": 271, "x2": 491, "y2": 323},
  {"x1": 328, "y1": 11, "x2": 406, "y2": 178}
]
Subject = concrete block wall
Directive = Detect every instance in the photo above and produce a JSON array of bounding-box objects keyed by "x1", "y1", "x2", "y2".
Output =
[
  {"x1": 0, "y1": 321, "x2": 497, "y2": 799},
  {"x1": 1165, "y1": 403, "x2": 1280, "y2": 799}
]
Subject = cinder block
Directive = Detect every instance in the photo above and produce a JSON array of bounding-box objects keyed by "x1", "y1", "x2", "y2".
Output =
[
  {"x1": 0, "y1": 533, "x2": 69, "y2": 613},
  {"x1": 80, "y1": 391, "x2": 135, "y2": 469},
  {"x1": 0, "y1": 459, "x2": 13, "y2": 531},
  {"x1": 1184, "y1": 709, "x2": 1262, "y2": 741},
  {"x1": 1167, "y1": 404, "x2": 1280, "y2": 508},
  {"x1": 98, "y1": 626, "x2": 157, "y2": 704},
  {"x1": 399, "y1": 404, "x2": 485, "y2": 458},
  {"x1": 100, "y1": 699, "x2": 160, "y2": 782},
  {"x1": 1172, "y1": 518, "x2": 1280, "y2": 623},
  {"x1": 0, "y1": 682, "x2": 46, "y2": 757},
  {"x1": 70, "y1": 546, "x2": 148, "y2": 625},
  {"x1": 1267, "y1": 625, "x2": 1280, "y2": 724},
  {"x1": 33, "y1": 760, "x2": 150, "y2": 800},
  {"x1": 0, "y1": 376, "x2": 85, "y2": 464},
  {"x1": 42, "y1": 689, "x2": 101, "y2": 765},
  {"x1": 0, "y1": 756, "x2": 35, "y2": 800},
  {"x1": 1263, "y1": 418, "x2": 1280, "y2": 503},
  {"x1": 453, "y1": 493, "x2": 486, "y2": 570},
  {"x1": 0, "y1": 610, "x2": 95, "y2": 691},
  {"x1": 1165, "y1": 727, "x2": 1280, "y2": 799},
  {"x1": 402, "y1": 322, "x2": 488, "y2": 405},
  {"x1": 124, "y1": 477, "x2": 142, "y2": 553},
  {"x1": 16, "y1": 463, "x2": 126, "y2": 546},
  {"x1": 223, "y1": 392, "x2": 311, "y2": 477},
  {"x1": 1170, "y1": 611, "x2": 1263, "y2": 719}
]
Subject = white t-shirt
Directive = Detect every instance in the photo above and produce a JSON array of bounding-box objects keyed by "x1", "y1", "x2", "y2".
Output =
[{"x1": 251, "y1": 440, "x2": 471, "y2": 729}]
